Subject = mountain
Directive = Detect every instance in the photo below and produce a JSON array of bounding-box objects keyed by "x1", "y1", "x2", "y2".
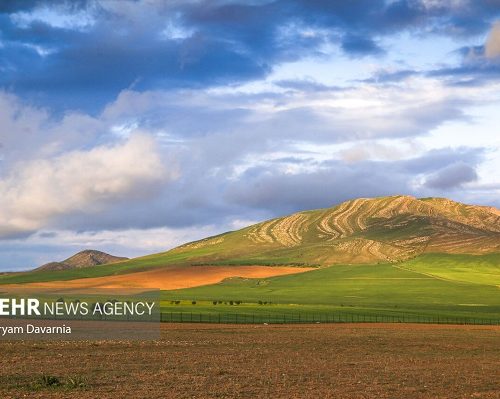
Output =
[
  {"x1": 35, "y1": 250, "x2": 128, "y2": 271},
  {"x1": 167, "y1": 195, "x2": 500, "y2": 266}
]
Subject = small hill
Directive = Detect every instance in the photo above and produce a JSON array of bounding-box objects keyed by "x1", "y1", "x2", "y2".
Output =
[
  {"x1": 35, "y1": 250, "x2": 128, "y2": 271},
  {"x1": 167, "y1": 195, "x2": 500, "y2": 265}
]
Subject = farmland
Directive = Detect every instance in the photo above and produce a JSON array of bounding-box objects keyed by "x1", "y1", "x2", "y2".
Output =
[
  {"x1": 0, "y1": 323, "x2": 499, "y2": 398},
  {"x1": 160, "y1": 254, "x2": 500, "y2": 322}
]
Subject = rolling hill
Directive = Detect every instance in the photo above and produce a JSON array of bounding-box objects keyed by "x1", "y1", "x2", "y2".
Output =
[
  {"x1": 1, "y1": 195, "x2": 499, "y2": 320},
  {"x1": 35, "y1": 250, "x2": 128, "y2": 271},
  {"x1": 1, "y1": 195, "x2": 499, "y2": 286},
  {"x1": 166, "y1": 195, "x2": 500, "y2": 266}
]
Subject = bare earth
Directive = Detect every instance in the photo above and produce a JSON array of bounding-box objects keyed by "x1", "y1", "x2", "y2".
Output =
[
  {"x1": 0, "y1": 323, "x2": 499, "y2": 398},
  {"x1": 3, "y1": 265, "x2": 314, "y2": 292}
]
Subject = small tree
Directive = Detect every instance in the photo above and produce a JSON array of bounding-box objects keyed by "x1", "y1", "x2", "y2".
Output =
[
  {"x1": 192, "y1": 301, "x2": 197, "y2": 305},
  {"x1": 229, "y1": 300, "x2": 234, "y2": 306},
  {"x1": 212, "y1": 301, "x2": 217, "y2": 305}
]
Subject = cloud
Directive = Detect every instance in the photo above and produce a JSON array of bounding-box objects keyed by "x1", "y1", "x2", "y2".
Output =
[
  {"x1": 424, "y1": 162, "x2": 478, "y2": 189},
  {"x1": 341, "y1": 35, "x2": 384, "y2": 57},
  {"x1": 485, "y1": 20, "x2": 500, "y2": 58},
  {"x1": 0, "y1": 135, "x2": 172, "y2": 238},
  {"x1": 224, "y1": 147, "x2": 486, "y2": 215},
  {"x1": 2, "y1": 0, "x2": 500, "y2": 111}
]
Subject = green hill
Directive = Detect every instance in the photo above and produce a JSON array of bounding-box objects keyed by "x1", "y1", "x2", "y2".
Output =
[{"x1": 0, "y1": 195, "x2": 499, "y2": 286}]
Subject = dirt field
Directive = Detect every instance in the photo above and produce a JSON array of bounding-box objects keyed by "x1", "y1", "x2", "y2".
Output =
[
  {"x1": 3, "y1": 265, "x2": 314, "y2": 292},
  {"x1": 0, "y1": 324, "x2": 499, "y2": 398}
]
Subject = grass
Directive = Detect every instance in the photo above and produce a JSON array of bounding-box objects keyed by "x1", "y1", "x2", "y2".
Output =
[
  {"x1": 160, "y1": 255, "x2": 500, "y2": 320},
  {"x1": 400, "y1": 253, "x2": 500, "y2": 286},
  {"x1": 1, "y1": 250, "x2": 499, "y2": 321}
]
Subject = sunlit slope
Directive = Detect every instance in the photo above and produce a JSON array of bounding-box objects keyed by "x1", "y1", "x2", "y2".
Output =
[
  {"x1": 166, "y1": 195, "x2": 500, "y2": 266},
  {"x1": 400, "y1": 253, "x2": 500, "y2": 286}
]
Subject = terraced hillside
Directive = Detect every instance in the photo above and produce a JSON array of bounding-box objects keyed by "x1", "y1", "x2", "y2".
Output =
[{"x1": 168, "y1": 195, "x2": 500, "y2": 266}]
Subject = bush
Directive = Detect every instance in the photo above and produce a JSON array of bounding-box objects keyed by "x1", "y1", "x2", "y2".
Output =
[
  {"x1": 38, "y1": 375, "x2": 61, "y2": 387},
  {"x1": 175, "y1": 300, "x2": 181, "y2": 305},
  {"x1": 212, "y1": 301, "x2": 217, "y2": 305},
  {"x1": 229, "y1": 300, "x2": 234, "y2": 305},
  {"x1": 258, "y1": 300, "x2": 263, "y2": 305},
  {"x1": 191, "y1": 301, "x2": 197, "y2": 305}
]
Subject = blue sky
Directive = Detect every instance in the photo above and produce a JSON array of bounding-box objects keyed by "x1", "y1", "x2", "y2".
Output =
[{"x1": 1, "y1": 0, "x2": 499, "y2": 270}]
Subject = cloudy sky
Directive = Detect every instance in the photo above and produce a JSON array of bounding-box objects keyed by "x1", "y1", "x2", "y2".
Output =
[{"x1": 1, "y1": 0, "x2": 500, "y2": 270}]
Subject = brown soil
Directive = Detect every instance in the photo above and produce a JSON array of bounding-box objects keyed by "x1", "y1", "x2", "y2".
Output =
[
  {"x1": 0, "y1": 323, "x2": 499, "y2": 398},
  {"x1": 4, "y1": 265, "x2": 314, "y2": 292}
]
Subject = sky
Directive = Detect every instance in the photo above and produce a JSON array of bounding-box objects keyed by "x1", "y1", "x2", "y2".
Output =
[{"x1": 1, "y1": 0, "x2": 500, "y2": 271}]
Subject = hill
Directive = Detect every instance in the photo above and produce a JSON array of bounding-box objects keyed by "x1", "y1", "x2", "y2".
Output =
[
  {"x1": 166, "y1": 195, "x2": 500, "y2": 266},
  {"x1": 35, "y1": 250, "x2": 128, "y2": 271},
  {"x1": 1, "y1": 195, "x2": 499, "y2": 286}
]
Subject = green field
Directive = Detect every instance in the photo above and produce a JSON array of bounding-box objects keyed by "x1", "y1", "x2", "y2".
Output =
[
  {"x1": 1, "y1": 251, "x2": 499, "y2": 322},
  {"x1": 160, "y1": 254, "x2": 500, "y2": 321}
]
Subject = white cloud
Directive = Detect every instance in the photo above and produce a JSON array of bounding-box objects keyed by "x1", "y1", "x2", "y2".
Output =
[
  {"x1": 485, "y1": 21, "x2": 500, "y2": 58},
  {"x1": 10, "y1": 5, "x2": 96, "y2": 31},
  {"x1": 0, "y1": 135, "x2": 174, "y2": 238}
]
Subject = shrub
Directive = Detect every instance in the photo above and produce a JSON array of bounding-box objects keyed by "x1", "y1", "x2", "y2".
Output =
[
  {"x1": 212, "y1": 301, "x2": 217, "y2": 305},
  {"x1": 258, "y1": 300, "x2": 263, "y2": 305},
  {"x1": 191, "y1": 301, "x2": 197, "y2": 305},
  {"x1": 38, "y1": 375, "x2": 61, "y2": 387},
  {"x1": 229, "y1": 300, "x2": 234, "y2": 305}
]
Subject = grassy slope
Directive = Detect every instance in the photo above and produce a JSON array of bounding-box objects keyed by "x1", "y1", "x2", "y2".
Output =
[
  {"x1": 160, "y1": 254, "x2": 500, "y2": 319},
  {"x1": 400, "y1": 253, "x2": 500, "y2": 286}
]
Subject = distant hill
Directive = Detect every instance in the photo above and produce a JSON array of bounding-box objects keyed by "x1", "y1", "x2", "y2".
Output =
[
  {"x1": 35, "y1": 250, "x2": 128, "y2": 271},
  {"x1": 167, "y1": 195, "x2": 500, "y2": 265}
]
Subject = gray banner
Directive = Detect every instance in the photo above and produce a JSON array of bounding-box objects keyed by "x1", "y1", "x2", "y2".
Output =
[{"x1": 0, "y1": 289, "x2": 160, "y2": 340}]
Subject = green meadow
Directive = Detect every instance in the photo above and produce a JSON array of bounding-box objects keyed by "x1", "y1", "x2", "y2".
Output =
[
  {"x1": 1, "y1": 248, "x2": 499, "y2": 322},
  {"x1": 161, "y1": 254, "x2": 500, "y2": 321}
]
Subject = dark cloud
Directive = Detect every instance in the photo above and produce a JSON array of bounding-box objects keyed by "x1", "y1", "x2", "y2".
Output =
[
  {"x1": 402, "y1": 147, "x2": 484, "y2": 174},
  {"x1": 2, "y1": 0, "x2": 500, "y2": 111},
  {"x1": 341, "y1": 35, "x2": 384, "y2": 57},
  {"x1": 424, "y1": 162, "x2": 478, "y2": 189},
  {"x1": 0, "y1": 1, "x2": 85, "y2": 13}
]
